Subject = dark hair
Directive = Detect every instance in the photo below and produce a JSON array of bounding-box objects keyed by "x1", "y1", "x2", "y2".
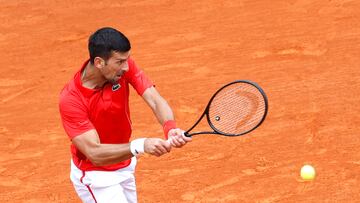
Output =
[{"x1": 88, "y1": 27, "x2": 131, "y2": 64}]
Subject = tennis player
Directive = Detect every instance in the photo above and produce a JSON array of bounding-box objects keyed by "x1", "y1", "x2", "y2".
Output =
[{"x1": 59, "y1": 27, "x2": 191, "y2": 203}]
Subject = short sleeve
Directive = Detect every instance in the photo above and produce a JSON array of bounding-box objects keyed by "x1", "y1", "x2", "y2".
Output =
[
  {"x1": 125, "y1": 58, "x2": 154, "y2": 95},
  {"x1": 59, "y1": 94, "x2": 94, "y2": 140}
]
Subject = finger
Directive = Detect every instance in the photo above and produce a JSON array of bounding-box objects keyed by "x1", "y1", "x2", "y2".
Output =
[
  {"x1": 172, "y1": 135, "x2": 186, "y2": 144},
  {"x1": 178, "y1": 136, "x2": 188, "y2": 144},
  {"x1": 163, "y1": 142, "x2": 172, "y2": 152},
  {"x1": 166, "y1": 137, "x2": 176, "y2": 147},
  {"x1": 149, "y1": 148, "x2": 159, "y2": 156},
  {"x1": 160, "y1": 139, "x2": 172, "y2": 151},
  {"x1": 182, "y1": 136, "x2": 192, "y2": 142},
  {"x1": 153, "y1": 148, "x2": 164, "y2": 156},
  {"x1": 166, "y1": 136, "x2": 180, "y2": 147},
  {"x1": 181, "y1": 133, "x2": 192, "y2": 142},
  {"x1": 171, "y1": 137, "x2": 183, "y2": 147},
  {"x1": 157, "y1": 144, "x2": 170, "y2": 154}
]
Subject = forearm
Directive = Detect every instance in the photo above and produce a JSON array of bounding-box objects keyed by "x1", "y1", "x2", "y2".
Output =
[
  {"x1": 143, "y1": 87, "x2": 175, "y2": 125},
  {"x1": 151, "y1": 96, "x2": 174, "y2": 125},
  {"x1": 79, "y1": 138, "x2": 170, "y2": 166},
  {"x1": 87, "y1": 143, "x2": 133, "y2": 166},
  {"x1": 142, "y1": 87, "x2": 178, "y2": 139},
  {"x1": 72, "y1": 130, "x2": 148, "y2": 166}
]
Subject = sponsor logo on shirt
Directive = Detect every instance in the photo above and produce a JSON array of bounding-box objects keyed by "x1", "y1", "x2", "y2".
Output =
[{"x1": 112, "y1": 84, "x2": 121, "y2": 91}]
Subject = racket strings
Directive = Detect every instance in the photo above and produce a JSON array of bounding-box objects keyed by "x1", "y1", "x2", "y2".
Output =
[{"x1": 208, "y1": 83, "x2": 266, "y2": 135}]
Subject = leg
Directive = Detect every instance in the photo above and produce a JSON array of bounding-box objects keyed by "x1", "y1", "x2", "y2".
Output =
[
  {"x1": 72, "y1": 178, "x2": 134, "y2": 203},
  {"x1": 120, "y1": 174, "x2": 138, "y2": 203},
  {"x1": 91, "y1": 184, "x2": 129, "y2": 203},
  {"x1": 70, "y1": 158, "x2": 138, "y2": 203}
]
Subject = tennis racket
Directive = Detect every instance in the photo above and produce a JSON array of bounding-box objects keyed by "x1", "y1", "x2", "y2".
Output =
[{"x1": 184, "y1": 80, "x2": 268, "y2": 137}]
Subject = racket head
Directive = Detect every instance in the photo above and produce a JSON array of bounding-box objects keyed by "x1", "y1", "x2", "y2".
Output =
[{"x1": 204, "y1": 80, "x2": 268, "y2": 136}]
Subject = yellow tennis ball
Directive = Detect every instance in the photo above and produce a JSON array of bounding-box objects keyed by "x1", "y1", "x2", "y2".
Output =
[{"x1": 300, "y1": 164, "x2": 316, "y2": 180}]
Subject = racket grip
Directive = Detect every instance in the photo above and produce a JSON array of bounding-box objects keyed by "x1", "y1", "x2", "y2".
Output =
[{"x1": 183, "y1": 132, "x2": 191, "y2": 137}]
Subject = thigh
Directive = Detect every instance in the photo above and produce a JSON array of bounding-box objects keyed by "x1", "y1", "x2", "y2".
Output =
[
  {"x1": 70, "y1": 158, "x2": 138, "y2": 203},
  {"x1": 72, "y1": 177, "x2": 134, "y2": 203},
  {"x1": 72, "y1": 183, "x2": 97, "y2": 203},
  {"x1": 121, "y1": 175, "x2": 137, "y2": 203},
  {"x1": 91, "y1": 184, "x2": 128, "y2": 203},
  {"x1": 70, "y1": 160, "x2": 96, "y2": 203},
  {"x1": 72, "y1": 183, "x2": 131, "y2": 203}
]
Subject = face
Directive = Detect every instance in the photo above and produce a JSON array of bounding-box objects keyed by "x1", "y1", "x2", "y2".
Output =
[{"x1": 96, "y1": 51, "x2": 130, "y2": 84}]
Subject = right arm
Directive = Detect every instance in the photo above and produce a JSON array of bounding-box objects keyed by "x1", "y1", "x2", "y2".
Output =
[
  {"x1": 60, "y1": 93, "x2": 171, "y2": 167},
  {"x1": 72, "y1": 129, "x2": 172, "y2": 166}
]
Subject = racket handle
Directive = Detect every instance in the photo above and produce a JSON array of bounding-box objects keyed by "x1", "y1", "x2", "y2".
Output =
[{"x1": 183, "y1": 132, "x2": 191, "y2": 137}]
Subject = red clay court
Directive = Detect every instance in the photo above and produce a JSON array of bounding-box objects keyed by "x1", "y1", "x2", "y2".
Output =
[{"x1": 0, "y1": 0, "x2": 360, "y2": 202}]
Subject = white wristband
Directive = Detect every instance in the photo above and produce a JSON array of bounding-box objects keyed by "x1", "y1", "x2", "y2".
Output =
[{"x1": 130, "y1": 138, "x2": 146, "y2": 156}]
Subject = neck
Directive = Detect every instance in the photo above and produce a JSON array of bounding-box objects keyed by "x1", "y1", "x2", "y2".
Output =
[{"x1": 81, "y1": 62, "x2": 107, "y2": 89}]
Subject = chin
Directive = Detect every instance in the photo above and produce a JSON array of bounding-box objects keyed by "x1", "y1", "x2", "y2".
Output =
[
  {"x1": 109, "y1": 76, "x2": 120, "y2": 84},
  {"x1": 109, "y1": 79, "x2": 118, "y2": 85}
]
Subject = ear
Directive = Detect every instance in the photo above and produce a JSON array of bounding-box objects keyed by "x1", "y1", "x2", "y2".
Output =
[{"x1": 94, "y1": 57, "x2": 105, "y2": 69}]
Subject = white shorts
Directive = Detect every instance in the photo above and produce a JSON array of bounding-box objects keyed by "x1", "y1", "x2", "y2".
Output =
[{"x1": 70, "y1": 157, "x2": 138, "y2": 203}]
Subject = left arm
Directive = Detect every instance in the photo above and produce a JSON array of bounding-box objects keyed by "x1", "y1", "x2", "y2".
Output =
[
  {"x1": 142, "y1": 86, "x2": 191, "y2": 147},
  {"x1": 141, "y1": 86, "x2": 174, "y2": 125}
]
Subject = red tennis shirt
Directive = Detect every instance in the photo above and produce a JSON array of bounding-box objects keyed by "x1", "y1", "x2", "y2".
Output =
[{"x1": 59, "y1": 58, "x2": 153, "y2": 171}]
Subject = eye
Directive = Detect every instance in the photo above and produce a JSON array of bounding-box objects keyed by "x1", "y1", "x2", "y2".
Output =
[{"x1": 117, "y1": 60, "x2": 126, "y2": 65}]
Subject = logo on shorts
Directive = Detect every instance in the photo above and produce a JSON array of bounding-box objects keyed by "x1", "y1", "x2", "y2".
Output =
[{"x1": 112, "y1": 84, "x2": 121, "y2": 91}]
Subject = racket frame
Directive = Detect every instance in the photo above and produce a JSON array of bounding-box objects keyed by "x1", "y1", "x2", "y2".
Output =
[{"x1": 184, "y1": 80, "x2": 268, "y2": 137}]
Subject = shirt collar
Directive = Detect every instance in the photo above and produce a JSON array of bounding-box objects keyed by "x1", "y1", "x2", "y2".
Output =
[{"x1": 74, "y1": 59, "x2": 98, "y2": 97}]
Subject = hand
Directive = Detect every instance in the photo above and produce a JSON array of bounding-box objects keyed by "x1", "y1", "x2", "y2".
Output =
[
  {"x1": 167, "y1": 128, "x2": 192, "y2": 148},
  {"x1": 144, "y1": 138, "x2": 172, "y2": 157}
]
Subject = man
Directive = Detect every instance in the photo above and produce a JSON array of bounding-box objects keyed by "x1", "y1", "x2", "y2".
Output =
[{"x1": 59, "y1": 27, "x2": 191, "y2": 203}]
